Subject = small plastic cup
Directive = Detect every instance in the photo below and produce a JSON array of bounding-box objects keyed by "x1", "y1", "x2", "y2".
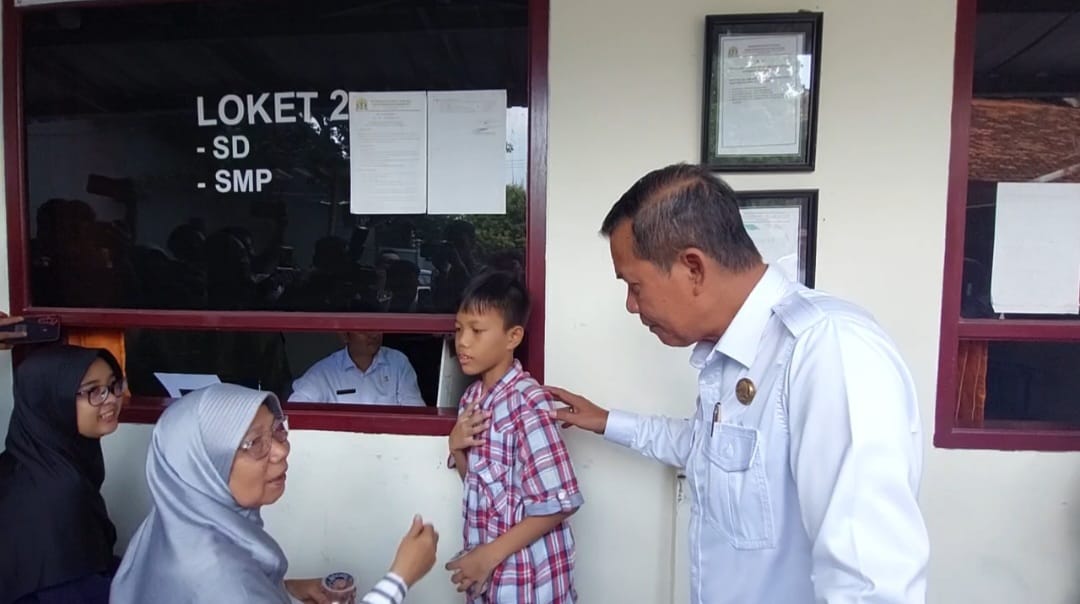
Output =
[{"x1": 322, "y1": 571, "x2": 357, "y2": 604}]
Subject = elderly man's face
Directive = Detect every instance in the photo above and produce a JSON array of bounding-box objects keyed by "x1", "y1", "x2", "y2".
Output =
[{"x1": 609, "y1": 221, "x2": 702, "y2": 347}]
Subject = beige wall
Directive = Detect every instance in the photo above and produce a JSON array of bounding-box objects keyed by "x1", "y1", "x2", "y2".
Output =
[
  {"x1": 544, "y1": 1, "x2": 1080, "y2": 603},
  {"x1": 3, "y1": 1, "x2": 1080, "y2": 602}
]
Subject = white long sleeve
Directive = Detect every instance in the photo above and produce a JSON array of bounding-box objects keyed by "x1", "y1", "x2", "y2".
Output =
[
  {"x1": 787, "y1": 317, "x2": 929, "y2": 603},
  {"x1": 604, "y1": 409, "x2": 696, "y2": 468}
]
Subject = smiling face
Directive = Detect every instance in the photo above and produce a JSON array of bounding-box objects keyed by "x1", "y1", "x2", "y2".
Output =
[
  {"x1": 609, "y1": 220, "x2": 706, "y2": 348},
  {"x1": 228, "y1": 405, "x2": 290, "y2": 509},
  {"x1": 74, "y1": 358, "x2": 122, "y2": 438}
]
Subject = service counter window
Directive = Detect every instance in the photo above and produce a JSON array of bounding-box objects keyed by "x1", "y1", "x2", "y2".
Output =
[
  {"x1": 115, "y1": 327, "x2": 467, "y2": 433},
  {"x1": 4, "y1": 0, "x2": 549, "y2": 434}
]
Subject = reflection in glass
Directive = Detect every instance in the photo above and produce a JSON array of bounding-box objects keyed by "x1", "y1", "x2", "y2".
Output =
[
  {"x1": 23, "y1": 0, "x2": 528, "y2": 313},
  {"x1": 984, "y1": 341, "x2": 1080, "y2": 425},
  {"x1": 961, "y1": 6, "x2": 1080, "y2": 320}
]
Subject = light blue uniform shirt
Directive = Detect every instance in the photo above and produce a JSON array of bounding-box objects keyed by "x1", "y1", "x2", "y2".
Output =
[
  {"x1": 288, "y1": 347, "x2": 425, "y2": 406},
  {"x1": 605, "y1": 266, "x2": 929, "y2": 603}
]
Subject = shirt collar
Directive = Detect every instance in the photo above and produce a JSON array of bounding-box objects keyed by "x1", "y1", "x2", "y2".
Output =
[
  {"x1": 464, "y1": 359, "x2": 525, "y2": 407},
  {"x1": 690, "y1": 265, "x2": 793, "y2": 370},
  {"x1": 341, "y1": 346, "x2": 387, "y2": 373}
]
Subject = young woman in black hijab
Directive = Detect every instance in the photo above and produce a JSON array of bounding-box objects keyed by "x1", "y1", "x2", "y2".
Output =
[{"x1": 0, "y1": 345, "x2": 125, "y2": 604}]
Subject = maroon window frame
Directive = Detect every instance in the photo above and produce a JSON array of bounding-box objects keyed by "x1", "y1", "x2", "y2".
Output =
[
  {"x1": 2, "y1": 0, "x2": 550, "y2": 435},
  {"x1": 934, "y1": 0, "x2": 1080, "y2": 451}
]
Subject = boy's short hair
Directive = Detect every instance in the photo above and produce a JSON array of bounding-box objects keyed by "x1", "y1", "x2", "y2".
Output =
[{"x1": 458, "y1": 270, "x2": 530, "y2": 329}]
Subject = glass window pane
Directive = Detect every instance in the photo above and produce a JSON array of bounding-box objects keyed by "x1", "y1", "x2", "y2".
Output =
[
  {"x1": 960, "y1": 3, "x2": 1080, "y2": 320},
  {"x1": 124, "y1": 328, "x2": 455, "y2": 407},
  {"x1": 983, "y1": 340, "x2": 1080, "y2": 424},
  {"x1": 23, "y1": 0, "x2": 529, "y2": 313}
]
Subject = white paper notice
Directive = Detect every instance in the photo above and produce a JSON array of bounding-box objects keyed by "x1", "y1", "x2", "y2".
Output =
[
  {"x1": 716, "y1": 33, "x2": 805, "y2": 156},
  {"x1": 349, "y1": 91, "x2": 427, "y2": 215},
  {"x1": 427, "y1": 90, "x2": 507, "y2": 215},
  {"x1": 991, "y1": 182, "x2": 1080, "y2": 314},
  {"x1": 436, "y1": 336, "x2": 471, "y2": 408},
  {"x1": 741, "y1": 206, "x2": 802, "y2": 283},
  {"x1": 153, "y1": 373, "x2": 221, "y2": 398}
]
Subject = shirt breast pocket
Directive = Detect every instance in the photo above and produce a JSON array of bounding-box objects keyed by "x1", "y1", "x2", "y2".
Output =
[
  {"x1": 703, "y1": 424, "x2": 775, "y2": 550},
  {"x1": 471, "y1": 430, "x2": 518, "y2": 532}
]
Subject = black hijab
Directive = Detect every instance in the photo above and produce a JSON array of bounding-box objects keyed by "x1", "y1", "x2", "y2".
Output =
[{"x1": 0, "y1": 345, "x2": 122, "y2": 603}]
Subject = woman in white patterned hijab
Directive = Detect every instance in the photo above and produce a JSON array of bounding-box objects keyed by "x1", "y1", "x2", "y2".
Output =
[{"x1": 111, "y1": 384, "x2": 438, "y2": 604}]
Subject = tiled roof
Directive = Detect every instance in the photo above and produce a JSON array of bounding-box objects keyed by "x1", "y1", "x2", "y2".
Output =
[{"x1": 969, "y1": 99, "x2": 1080, "y2": 183}]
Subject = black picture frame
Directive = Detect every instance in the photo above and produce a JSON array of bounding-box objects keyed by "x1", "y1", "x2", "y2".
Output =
[
  {"x1": 702, "y1": 12, "x2": 823, "y2": 172},
  {"x1": 737, "y1": 189, "x2": 818, "y2": 287}
]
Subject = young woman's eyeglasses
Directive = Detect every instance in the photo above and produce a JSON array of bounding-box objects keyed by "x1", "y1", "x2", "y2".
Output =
[
  {"x1": 238, "y1": 417, "x2": 289, "y2": 460},
  {"x1": 75, "y1": 380, "x2": 126, "y2": 407}
]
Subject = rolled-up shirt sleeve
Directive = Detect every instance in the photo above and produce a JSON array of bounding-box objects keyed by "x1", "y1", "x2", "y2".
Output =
[{"x1": 515, "y1": 397, "x2": 583, "y2": 517}]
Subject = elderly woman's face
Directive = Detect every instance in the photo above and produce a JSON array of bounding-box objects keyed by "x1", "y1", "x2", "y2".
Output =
[{"x1": 228, "y1": 405, "x2": 290, "y2": 508}]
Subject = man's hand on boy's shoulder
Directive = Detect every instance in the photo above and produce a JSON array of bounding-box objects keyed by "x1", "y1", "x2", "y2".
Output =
[
  {"x1": 449, "y1": 402, "x2": 491, "y2": 452},
  {"x1": 543, "y1": 386, "x2": 609, "y2": 435}
]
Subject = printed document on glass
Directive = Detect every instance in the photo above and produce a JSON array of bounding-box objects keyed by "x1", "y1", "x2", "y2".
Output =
[
  {"x1": 427, "y1": 90, "x2": 506, "y2": 215},
  {"x1": 990, "y1": 182, "x2": 1080, "y2": 314},
  {"x1": 348, "y1": 91, "x2": 427, "y2": 215},
  {"x1": 154, "y1": 373, "x2": 221, "y2": 398}
]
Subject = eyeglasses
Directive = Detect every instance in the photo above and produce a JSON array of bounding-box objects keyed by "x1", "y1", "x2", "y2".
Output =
[
  {"x1": 75, "y1": 380, "x2": 126, "y2": 407},
  {"x1": 238, "y1": 416, "x2": 289, "y2": 460}
]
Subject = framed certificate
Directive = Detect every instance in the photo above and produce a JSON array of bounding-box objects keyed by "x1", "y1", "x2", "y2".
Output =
[
  {"x1": 702, "y1": 12, "x2": 823, "y2": 172},
  {"x1": 737, "y1": 189, "x2": 818, "y2": 286}
]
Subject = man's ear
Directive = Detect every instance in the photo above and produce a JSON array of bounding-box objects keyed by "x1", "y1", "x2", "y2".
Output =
[{"x1": 679, "y1": 248, "x2": 708, "y2": 288}]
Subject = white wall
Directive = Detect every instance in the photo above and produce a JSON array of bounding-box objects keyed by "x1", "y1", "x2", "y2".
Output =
[
  {"x1": 5, "y1": 1, "x2": 1080, "y2": 603},
  {"x1": 543, "y1": 2, "x2": 1080, "y2": 604}
]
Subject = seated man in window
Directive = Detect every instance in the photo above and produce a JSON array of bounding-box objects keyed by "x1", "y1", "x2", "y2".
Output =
[{"x1": 288, "y1": 331, "x2": 425, "y2": 406}]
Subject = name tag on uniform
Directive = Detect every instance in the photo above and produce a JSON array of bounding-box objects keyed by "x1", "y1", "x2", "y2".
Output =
[{"x1": 335, "y1": 388, "x2": 357, "y2": 395}]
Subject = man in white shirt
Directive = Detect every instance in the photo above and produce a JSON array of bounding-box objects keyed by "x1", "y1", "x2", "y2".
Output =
[
  {"x1": 289, "y1": 331, "x2": 425, "y2": 406},
  {"x1": 546, "y1": 164, "x2": 929, "y2": 603}
]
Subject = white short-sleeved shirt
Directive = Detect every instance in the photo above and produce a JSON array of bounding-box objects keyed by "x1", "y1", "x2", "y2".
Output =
[{"x1": 287, "y1": 347, "x2": 425, "y2": 406}]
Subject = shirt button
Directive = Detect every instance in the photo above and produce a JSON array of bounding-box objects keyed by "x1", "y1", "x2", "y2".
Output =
[{"x1": 557, "y1": 489, "x2": 568, "y2": 500}]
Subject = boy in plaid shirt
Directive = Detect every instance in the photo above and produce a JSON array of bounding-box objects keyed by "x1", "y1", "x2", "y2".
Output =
[{"x1": 445, "y1": 271, "x2": 583, "y2": 603}]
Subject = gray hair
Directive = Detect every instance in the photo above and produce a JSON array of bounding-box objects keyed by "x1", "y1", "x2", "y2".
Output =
[{"x1": 600, "y1": 163, "x2": 761, "y2": 271}]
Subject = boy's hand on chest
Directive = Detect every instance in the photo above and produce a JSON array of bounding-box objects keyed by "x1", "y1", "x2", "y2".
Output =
[{"x1": 450, "y1": 402, "x2": 492, "y2": 452}]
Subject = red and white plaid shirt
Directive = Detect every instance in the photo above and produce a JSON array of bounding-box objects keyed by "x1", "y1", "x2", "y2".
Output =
[{"x1": 452, "y1": 360, "x2": 583, "y2": 603}]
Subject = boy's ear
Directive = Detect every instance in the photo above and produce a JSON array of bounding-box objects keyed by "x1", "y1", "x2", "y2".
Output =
[{"x1": 506, "y1": 325, "x2": 525, "y2": 349}]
